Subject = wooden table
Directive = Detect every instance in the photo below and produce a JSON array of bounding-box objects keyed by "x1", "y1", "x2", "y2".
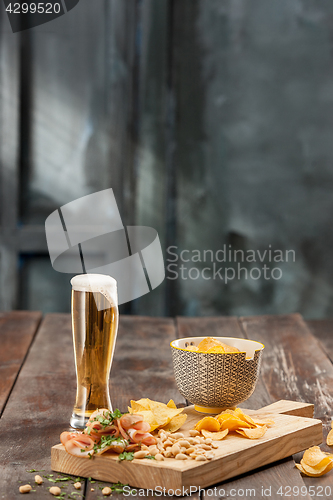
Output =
[{"x1": 1, "y1": 312, "x2": 333, "y2": 499}]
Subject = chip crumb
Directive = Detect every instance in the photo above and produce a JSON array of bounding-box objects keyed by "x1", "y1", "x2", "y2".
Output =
[{"x1": 74, "y1": 482, "x2": 81, "y2": 490}]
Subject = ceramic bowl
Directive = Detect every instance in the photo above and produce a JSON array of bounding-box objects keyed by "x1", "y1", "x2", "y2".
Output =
[{"x1": 170, "y1": 336, "x2": 264, "y2": 413}]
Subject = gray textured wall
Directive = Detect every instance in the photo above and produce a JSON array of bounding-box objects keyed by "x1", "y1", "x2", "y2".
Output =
[{"x1": 1, "y1": 0, "x2": 333, "y2": 318}]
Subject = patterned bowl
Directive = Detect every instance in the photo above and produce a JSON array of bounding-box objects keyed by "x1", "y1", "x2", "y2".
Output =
[{"x1": 170, "y1": 337, "x2": 264, "y2": 413}]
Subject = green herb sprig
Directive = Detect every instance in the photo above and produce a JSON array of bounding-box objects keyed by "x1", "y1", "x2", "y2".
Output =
[{"x1": 118, "y1": 451, "x2": 134, "y2": 462}]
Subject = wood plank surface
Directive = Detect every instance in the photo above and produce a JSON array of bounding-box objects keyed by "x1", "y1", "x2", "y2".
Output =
[
  {"x1": 240, "y1": 313, "x2": 333, "y2": 498},
  {"x1": 52, "y1": 401, "x2": 322, "y2": 490},
  {"x1": 0, "y1": 313, "x2": 80, "y2": 499},
  {"x1": 0, "y1": 311, "x2": 41, "y2": 415},
  {"x1": 177, "y1": 316, "x2": 312, "y2": 500},
  {"x1": 307, "y1": 319, "x2": 333, "y2": 363}
]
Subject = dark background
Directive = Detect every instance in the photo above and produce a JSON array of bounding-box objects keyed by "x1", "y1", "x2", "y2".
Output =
[{"x1": 1, "y1": 0, "x2": 333, "y2": 318}]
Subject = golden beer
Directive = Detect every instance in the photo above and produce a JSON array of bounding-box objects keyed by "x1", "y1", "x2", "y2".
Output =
[{"x1": 70, "y1": 275, "x2": 118, "y2": 429}]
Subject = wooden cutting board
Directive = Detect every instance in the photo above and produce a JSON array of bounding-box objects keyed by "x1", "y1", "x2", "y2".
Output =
[{"x1": 51, "y1": 400, "x2": 322, "y2": 491}]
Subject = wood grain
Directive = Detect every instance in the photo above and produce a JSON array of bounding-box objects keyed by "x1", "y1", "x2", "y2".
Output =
[
  {"x1": 0, "y1": 311, "x2": 41, "y2": 414},
  {"x1": 240, "y1": 313, "x2": 333, "y2": 498},
  {"x1": 52, "y1": 401, "x2": 322, "y2": 491},
  {"x1": 0, "y1": 314, "x2": 79, "y2": 499},
  {"x1": 307, "y1": 319, "x2": 333, "y2": 363}
]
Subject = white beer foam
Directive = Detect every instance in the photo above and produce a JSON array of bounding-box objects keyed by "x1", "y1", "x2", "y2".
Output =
[{"x1": 71, "y1": 274, "x2": 118, "y2": 308}]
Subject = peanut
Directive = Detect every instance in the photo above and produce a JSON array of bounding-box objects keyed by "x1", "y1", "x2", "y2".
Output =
[
  {"x1": 185, "y1": 447, "x2": 195, "y2": 455},
  {"x1": 187, "y1": 437, "x2": 195, "y2": 445},
  {"x1": 199, "y1": 444, "x2": 211, "y2": 450},
  {"x1": 141, "y1": 444, "x2": 149, "y2": 450},
  {"x1": 189, "y1": 429, "x2": 200, "y2": 437},
  {"x1": 74, "y1": 482, "x2": 81, "y2": 489},
  {"x1": 204, "y1": 438, "x2": 212, "y2": 445},
  {"x1": 178, "y1": 439, "x2": 190, "y2": 448},
  {"x1": 134, "y1": 450, "x2": 149, "y2": 459},
  {"x1": 205, "y1": 451, "x2": 215, "y2": 460},
  {"x1": 171, "y1": 443, "x2": 181, "y2": 456},
  {"x1": 171, "y1": 432, "x2": 184, "y2": 439},
  {"x1": 155, "y1": 453, "x2": 164, "y2": 461},
  {"x1": 180, "y1": 447, "x2": 187, "y2": 454},
  {"x1": 163, "y1": 439, "x2": 173, "y2": 447},
  {"x1": 34, "y1": 475, "x2": 43, "y2": 485},
  {"x1": 148, "y1": 447, "x2": 159, "y2": 456},
  {"x1": 193, "y1": 437, "x2": 201, "y2": 444},
  {"x1": 19, "y1": 485, "x2": 32, "y2": 494},
  {"x1": 175, "y1": 453, "x2": 188, "y2": 460},
  {"x1": 195, "y1": 455, "x2": 207, "y2": 461},
  {"x1": 211, "y1": 443, "x2": 219, "y2": 449},
  {"x1": 49, "y1": 486, "x2": 62, "y2": 496},
  {"x1": 102, "y1": 487, "x2": 112, "y2": 496},
  {"x1": 164, "y1": 450, "x2": 172, "y2": 458}
]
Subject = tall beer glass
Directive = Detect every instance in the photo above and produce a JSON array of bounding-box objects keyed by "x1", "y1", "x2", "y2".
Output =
[{"x1": 70, "y1": 274, "x2": 118, "y2": 429}]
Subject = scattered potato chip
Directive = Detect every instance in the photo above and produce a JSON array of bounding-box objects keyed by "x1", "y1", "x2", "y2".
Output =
[
  {"x1": 193, "y1": 406, "x2": 274, "y2": 441},
  {"x1": 216, "y1": 412, "x2": 236, "y2": 424},
  {"x1": 130, "y1": 398, "x2": 187, "y2": 433},
  {"x1": 295, "y1": 446, "x2": 333, "y2": 478},
  {"x1": 130, "y1": 399, "x2": 151, "y2": 412},
  {"x1": 197, "y1": 337, "x2": 222, "y2": 352},
  {"x1": 134, "y1": 410, "x2": 159, "y2": 431},
  {"x1": 233, "y1": 408, "x2": 255, "y2": 424},
  {"x1": 220, "y1": 416, "x2": 252, "y2": 432},
  {"x1": 296, "y1": 462, "x2": 333, "y2": 477},
  {"x1": 301, "y1": 457, "x2": 333, "y2": 475},
  {"x1": 236, "y1": 425, "x2": 267, "y2": 439},
  {"x1": 216, "y1": 408, "x2": 237, "y2": 417},
  {"x1": 302, "y1": 446, "x2": 333, "y2": 467},
  {"x1": 161, "y1": 413, "x2": 187, "y2": 433},
  {"x1": 148, "y1": 403, "x2": 183, "y2": 427},
  {"x1": 327, "y1": 429, "x2": 333, "y2": 446},
  {"x1": 201, "y1": 429, "x2": 229, "y2": 440},
  {"x1": 195, "y1": 417, "x2": 220, "y2": 432}
]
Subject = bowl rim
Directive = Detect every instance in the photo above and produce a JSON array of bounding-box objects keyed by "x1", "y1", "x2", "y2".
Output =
[{"x1": 170, "y1": 336, "x2": 265, "y2": 353}]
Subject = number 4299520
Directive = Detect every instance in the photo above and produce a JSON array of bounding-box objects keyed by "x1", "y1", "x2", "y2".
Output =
[{"x1": 5, "y1": 3, "x2": 61, "y2": 14}]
